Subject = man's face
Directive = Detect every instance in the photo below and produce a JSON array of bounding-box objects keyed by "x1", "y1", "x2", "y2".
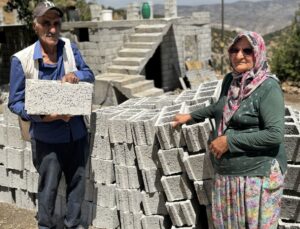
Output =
[{"x1": 33, "y1": 10, "x2": 62, "y2": 47}]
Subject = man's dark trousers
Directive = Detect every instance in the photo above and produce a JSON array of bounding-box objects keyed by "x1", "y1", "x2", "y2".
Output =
[{"x1": 31, "y1": 136, "x2": 89, "y2": 229}]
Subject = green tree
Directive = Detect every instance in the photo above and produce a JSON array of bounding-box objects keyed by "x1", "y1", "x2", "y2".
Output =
[{"x1": 270, "y1": 7, "x2": 300, "y2": 82}]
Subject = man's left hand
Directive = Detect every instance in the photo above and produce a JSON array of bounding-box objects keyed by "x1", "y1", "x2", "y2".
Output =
[
  {"x1": 209, "y1": 135, "x2": 229, "y2": 159},
  {"x1": 62, "y1": 72, "x2": 79, "y2": 84}
]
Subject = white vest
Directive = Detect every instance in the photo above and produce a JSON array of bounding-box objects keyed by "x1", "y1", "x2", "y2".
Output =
[
  {"x1": 13, "y1": 37, "x2": 77, "y2": 79},
  {"x1": 13, "y1": 37, "x2": 78, "y2": 141}
]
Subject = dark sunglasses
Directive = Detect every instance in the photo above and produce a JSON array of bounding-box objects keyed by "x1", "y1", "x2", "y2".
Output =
[{"x1": 229, "y1": 47, "x2": 253, "y2": 56}]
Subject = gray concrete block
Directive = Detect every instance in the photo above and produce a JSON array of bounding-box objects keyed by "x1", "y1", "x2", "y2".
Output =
[
  {"x1": 182, "y1": 119, "x2": 211, "y2": 153},
  {"x1": 135, "y1": 144, "x2": 160, "y2": 170},
  {"x1": 182, "y1": 152, "x2": 214, "y2": 181},
  {"x1": 0, "y1": 146, "x2": 6, "y2": 166},
  {"x1": 5, "y1": 147, "x2": 24, "y2": 171},
  {"x1": 91, "y1": 158, "x2": 115, "y2": 184},
  {"x1": 284, "y1": 135, "x2": 300, "y2": 163},
  {"x1": 25, "y1": 170, "x2": 38, "y2": 193},
  {"x1": 90, "y1": 134, "x2": 112, "y2": 160},
  {"x1": 15, "y1": 189, "x2": 36, "y2": 210},
  {"x1": 108, "y1": 109, "x2": 144, "y2": 143},
  {"x1": 23, "y1": 147, "x2": 35, "y2": 172},
  {"x1": 161, "y1": 173, "x2": 193, "y2": 201},
  {"x1": 141, "y1": 215, "x2": 171, "y2": 229},
  {"x1": 0, "y1": 121, "x2": 7, "y2": 146},
  {"x1": 194, "y1": 180, "x2": 213, "y2": 206},
  {"x1": 130, "y1": 110, "x2": 159, "y2": 146},
  {"x1": 142, "y1": 168, "x2": 163, "y2": 193},
  {"x1": 115, "y1": 165, "x2": 142, "y2": 189},
  {"x1": 0, "y1": 186, "x2": 14, "y2": 204},
  {"x1": 281, "y1": 195, "x2": 300, "y2": 222},
  {"x1": 158, "y1": 148, "x2": 184, "y2": 175},
  {"x1": 284, "y1": 165, "x2": 300, "y2": 192},
  {"x1": 8, "y1": 169, "x2": 26, "y2": 189},
  {"x1": 278, "y1": 219, "x2": 300, "y2": 229},
  {"x1": 141, "y1": 191, "x2": 168, "y2": 216},
  {"x1": 0, "y1": 166, "x2": 8, "y2": 187},
  {"x1": 25, "y1": 79, "x2": 93, "y2": 115},
  {"x1": 94, "y1": 183, "x2": 116, "y2": 208},
  {"x1": 3, "y1": 104, "x2": 19, "y2": 127},
  {"x1": 112, "y1": 143, "x2": 136, "y2": 166},
  {"x1": 90, "y1": 107, "x2": 123, "y2": 136},
  {"x1": 6, "y1": 125, "x2": 26, "y2": 149},
  {"x1": 166, "y1": 200, "x2": 199, "y2": 227},
  {"x1": 120, "y1": 211, "x2": 143, "y2": 229},
  {"x1": 116, "y1": 188, "x2": 142, "y2": 213},
  {"x1": 92, "y1": 205, "x2": 120, "y2": 229}
]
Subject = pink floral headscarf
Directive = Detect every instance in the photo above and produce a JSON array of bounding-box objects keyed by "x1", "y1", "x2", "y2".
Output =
[{"x1": 218, "y1": 31, "x2": 271, "y2": 136}]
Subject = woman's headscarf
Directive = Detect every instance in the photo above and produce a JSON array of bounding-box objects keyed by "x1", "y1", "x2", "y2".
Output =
[{"x1": 218, "y1": 31, "x2": 271, "y2": 136}]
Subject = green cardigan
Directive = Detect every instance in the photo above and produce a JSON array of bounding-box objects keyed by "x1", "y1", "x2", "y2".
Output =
[{"x1": 191, "y1": 73, "x2": 287, "y2": 176}]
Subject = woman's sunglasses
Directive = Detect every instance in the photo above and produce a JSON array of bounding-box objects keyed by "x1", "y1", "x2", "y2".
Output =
[{"x1": 228, "y1": 47, "x2": 254, "y2": 56}]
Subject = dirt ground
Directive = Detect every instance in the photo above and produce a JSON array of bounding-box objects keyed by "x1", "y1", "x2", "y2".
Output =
[{"x1": 0, "y1": 92, "x2": 299, "y2": 229}]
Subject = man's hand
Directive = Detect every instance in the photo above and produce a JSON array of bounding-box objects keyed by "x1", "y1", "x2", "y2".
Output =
[
  {"x1": 172, "y1": 114, "x2": 192, "y2": 128},
  {"x1": 61, "y1": 72, "x2": 79, "y2": 84},
  {"x1": 209, "y1": 135, "x2": 229, "y2": 159},
  {"x1": 41, "y1": 114, "x2": 71, "y2": 122}
]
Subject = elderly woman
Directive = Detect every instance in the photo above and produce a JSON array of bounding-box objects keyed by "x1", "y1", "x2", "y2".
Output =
[{"x1": 173, "y1": 31, "x2": 287, "y2": 228}]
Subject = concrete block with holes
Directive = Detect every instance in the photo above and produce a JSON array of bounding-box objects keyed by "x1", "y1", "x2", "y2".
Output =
[
  {"x1": 25, "y1": 170, "x2": 38, "y2": 193},
  {"x1": 0, "y1": 186, "x2": 14, "y2": 204},
  {"x1": 120, "y1": 211, "x2": 143, "y2": 229},
  {"x1": 90, "y1": 158, "x2": 115, "y2": 184},
  {"x1": 161, "y1": 173, "x2": 193, "y2": 201},
  {"x1": 284, "y1": 164, "x2": 300, "y2": 192},
  {"x1": 116, "y1": 188, "x2": 142, "y2": 213},
  {"x1": 112, "y1": 143, "x2": 136, "y2": 166},
  {"x1": 141, "y1": 215, "x2": 171, "y2": 229},
  {"x1": 94, "y1": 183, "x2": 116, "y2": 208},
  {"x1": 90, "y1": 135, "x2": 112, "y2": 160},
  {"x1": 182, "y1": 151, "x2": 214, "y2": 181},
  {"x1": 166, "y1": 199, "x2": 199, "y2": 227},
  {"x1": 284, "y1": 123, "x2": 300, "y2": 162},
  {"x1": 115, "y1": 165, "x2": 142, "y2": 189},
  {"x1": 194, "y1": 180, "x2": 213, "y2": 206},
  {"x1": 158, "y1": 148, "x2": 184, "y2": 175},
  {"x1": 0, "y1": 165, "x2": 8, "y2": 187},
  {"x1": 141, "y1": 191, "x2": 168, "y2": 216},
  {"x1": 92, "y1": 205, "x2": 120, "y2": 229},
  {"x1": 0, "y1": 116, "x2": 7, "y2": 146},
  {"x1": 6, "y1": 125, "x2": 26, "y2": 149},
  {"x1": 25, "y1": 79, "x2": 93, "y2": 115},
  {"x1": 8, "y1": 169, "x2": 26, "y2": 189},
  {"x1": 135, "y1": 143, "x2": 160, "y2": 170},
  {"x1": 141, "y1": 168, "x2": 164, "y2": 193},
  {"x1": 278, "y1": 219, "x2": 300, "y2": 229},
  {"x1": 5, "y1": 147, "x2": 24, "y2": 171},
  {"x1": 280, "y1": 195, "x2": 300, "y2": 222}
]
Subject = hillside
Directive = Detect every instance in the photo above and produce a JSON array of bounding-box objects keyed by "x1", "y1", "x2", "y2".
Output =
[{"x1": 154, "y1": 0, "x2": 299, "y2": 35}]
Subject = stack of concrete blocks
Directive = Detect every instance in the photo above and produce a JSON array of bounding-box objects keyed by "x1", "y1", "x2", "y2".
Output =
[
  {"x1": 89, "y1": 107, "x2": 125, "y2": 229},
  {"x1": 154, "y1": 102, "x2": 200, "y2": 228},
  {"x1": 0, "y1": 104, "x2": 38, "y2": 211},
  {"x1": 127, "y1": 3, "x2": 141, "y2": 20},
  {"x1": 280, "y1": 106, "x2": 300, "y2": 228},
  {"x1": 78, "y1": 42, "x2": 102, "y2": 76},
  {"x1": 131, "y1": 109, "x2": 171, "y2": 229},
  {"x1": 109, "y1": 108, "x2": 146, "y2": 229},
  {"x1": 164, "y1": 0, "x2": 177, "y2": 18}
]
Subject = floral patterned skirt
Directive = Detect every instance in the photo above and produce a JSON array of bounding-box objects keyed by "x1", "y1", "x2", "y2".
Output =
[{"x1": 212, "y1": 160, "x2": 285, "y2": 229}]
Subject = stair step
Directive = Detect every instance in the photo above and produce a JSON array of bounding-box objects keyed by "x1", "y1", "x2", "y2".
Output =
[
  {"x1": 96, "y1": 73, "x2": 144, "y2": 87},
  {"x1": 132, "y1": 87, "x2": 164, "y2": 98},
  {"x1": 113, "y1": 57, "x2": 145, "y2": 66},
  {"x1": 124, "y1": 42, "x2": 156, "y2": 49},
  {"x1": 122, "y1": 80, "x2": 155, "y2": 96},
  {"x1": 129, "y1": 33, "x2": 163, "y2": 42},
  {"x1": 107, "y1": 65, "x2": 140, "y2": 75},
  {"x1": 135, "y1": 24, "x2": 168, "y2": 33},
  {"x1": 118, "y1": 48, "x2": 151, "y2": 58}
]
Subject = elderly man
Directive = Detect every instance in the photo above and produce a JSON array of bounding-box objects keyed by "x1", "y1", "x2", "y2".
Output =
[{"x1": 8, "y1": 1, "x2": 94, "y2": 228}]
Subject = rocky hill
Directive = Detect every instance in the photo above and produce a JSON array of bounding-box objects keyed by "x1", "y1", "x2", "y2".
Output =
[{"x1": 154, "y1": 0, "x2": 299, "y2": 35}]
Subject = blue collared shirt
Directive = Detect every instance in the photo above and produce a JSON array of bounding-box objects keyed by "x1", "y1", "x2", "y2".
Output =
[{"x1": 8, "y1": 39, "x2": 95, "y2": 143}]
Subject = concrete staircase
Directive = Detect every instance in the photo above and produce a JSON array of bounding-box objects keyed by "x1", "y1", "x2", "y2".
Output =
[{"x1": 95, "y1": 23, "x2": 172, "y2": 102}]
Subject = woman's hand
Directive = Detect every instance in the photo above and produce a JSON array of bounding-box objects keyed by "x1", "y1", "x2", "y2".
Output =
[
  {"x1": 61, "y1": 72, "x2": 79, "y2": 84},
  {"x1": 209, "y1": 135, "x2": 229, "y2": 159},
  {"x1": 172, "y1": 114, "x2": 192, "y2": 128},
  {"x1": 41, "y1": 114, "x2": 71, "y2": 122}
]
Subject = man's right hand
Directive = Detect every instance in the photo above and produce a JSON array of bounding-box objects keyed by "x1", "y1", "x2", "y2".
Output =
[
  {"x1": 41, "y1": 114, "x2": 71, "y2": 122},
  {"x1": 172, "y1": 113, "x2": 192, "y2": 128}
]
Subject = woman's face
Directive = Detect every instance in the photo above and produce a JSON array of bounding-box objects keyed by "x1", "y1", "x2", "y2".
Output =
[{"x1": 229, "y1": 36, "x2": 255, "y2": 73}]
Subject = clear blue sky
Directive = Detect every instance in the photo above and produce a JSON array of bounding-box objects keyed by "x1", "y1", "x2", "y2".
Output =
[{"x1": 93, "y1": 0, "x2": 244, "y2": 8}]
